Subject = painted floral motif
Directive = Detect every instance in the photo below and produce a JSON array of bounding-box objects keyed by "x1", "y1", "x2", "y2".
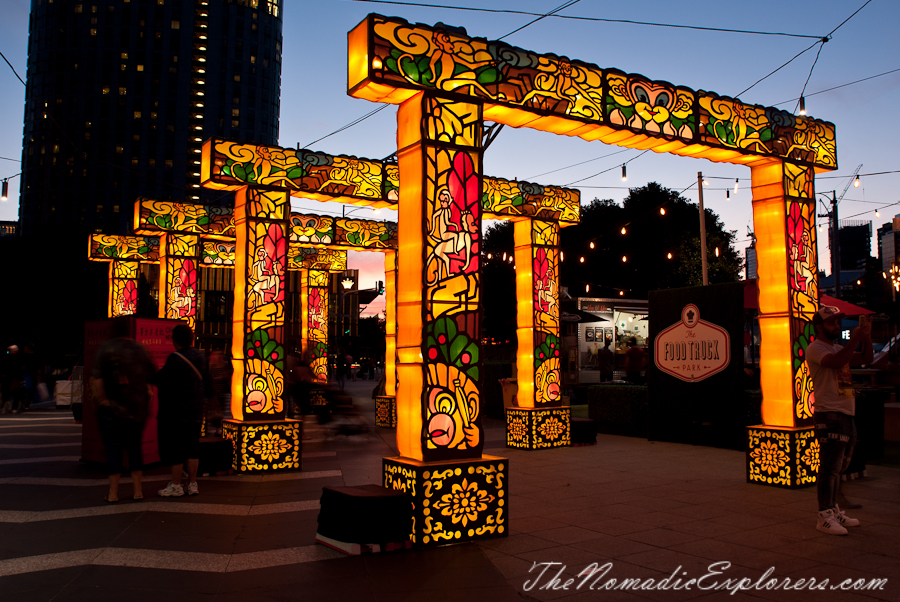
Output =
[
  {"x1": 90, "y1": 234, "x2": 159, "y2": 261},
  {"x1": 750, "y1": 440, "x2": 789, "y2": 475},
  {"x1": 248, "y1": 430, "x2": 292, "y2": 463},
  {"x1": 537, "y1": 415, "x2": 565, "y2": 441},
  {"x1": 201, "y1": 241, "x2": 236, "y2": 266},
  {"x1": 137, "y1": 200, "x2": 234, "y2": 237},
  {"x1": 801, "y1": 438, "x2": 820, "y2": 474},
  {"x1": 432, "y1": 478, "x2": 495, "y2": 527},
  {"x1": 507, "y1": 414, "x2": 528, "y2": 443}
]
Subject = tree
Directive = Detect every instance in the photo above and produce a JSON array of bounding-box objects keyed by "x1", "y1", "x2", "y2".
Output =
[{"x1": 481, "y1": 182, "x2": 743, "y2": 312}]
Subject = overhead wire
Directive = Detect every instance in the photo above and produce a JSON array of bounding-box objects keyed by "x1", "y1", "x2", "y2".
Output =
[
  {"x1": 565, "y1": 150, "x2": 649, "y2": 186},
  {"x1": 498, "y1": 0, "x2": 580, "y2": 41},
  {"x1": 736, "y1": 0, "x2": 873, "y2": 99},
  {"x1": 349, "y1": 0, "x2": 824, "y2": 39},
  {"x1": 303, "y1": 105, "x2": 390, "y2": 149},
  {"x1": 525, "y1": 148, "x2": 630, "y2": 180},
  {"x1": 774, "y1": 67, "x2": 900, "y2": 106}
]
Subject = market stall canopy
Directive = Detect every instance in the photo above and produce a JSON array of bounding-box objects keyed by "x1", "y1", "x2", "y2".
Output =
[{"x1": 819, "y1": 295, "x2": 875, "y2": 317}]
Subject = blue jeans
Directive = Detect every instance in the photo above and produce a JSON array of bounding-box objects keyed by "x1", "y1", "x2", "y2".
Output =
[{"x1": 814, "y1": 411, "x2": 856, "y2": 511}]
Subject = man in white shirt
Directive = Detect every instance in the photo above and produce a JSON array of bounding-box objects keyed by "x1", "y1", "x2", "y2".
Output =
[{"x1": 805, "y1": 305, "x2": 872, "y2": 535}]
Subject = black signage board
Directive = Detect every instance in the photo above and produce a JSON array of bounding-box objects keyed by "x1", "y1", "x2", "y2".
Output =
[{"x1": 648, "y1": 282, "x2": 746, "y2": 450}]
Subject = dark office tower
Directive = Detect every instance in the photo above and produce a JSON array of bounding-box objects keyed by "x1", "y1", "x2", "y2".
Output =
[
  {"x1": 838, "y1": 220, "x2": 872, "y2": 271},
  {"x1": 19, "y1": 0, "x2": 283, "y2": 236}
]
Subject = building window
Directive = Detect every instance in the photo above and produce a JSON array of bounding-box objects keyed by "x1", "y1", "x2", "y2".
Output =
[
  {"x1": 234, "y1": 74, "x2": 240, "y2": 82},
  {"x1": 250, "y1": 55, "x2": 256, "y2": 64},
  {"x1": 171, "y1": 20, "x2": 179, "y2": 29},
  {"x1": 232, "y1": 119, "x2": 239, "y2": 128},
  {"x1": 119, "y1": 87, "x2": 126, "y2": 95},
  {"x1": 148, "y1": 158, "x2": 156, "y2": 167},
  {"x1": 121, "y1": 52, "x2": 128, "y2": 59},
  {"x1": 102, "y1": 86, "x2": 110, "y2": 94},
  {"x1": 90, "y1": 28, "x2": 97, "y2": 36},
  {"x1": 115, "y1": 146, "x2": 123, "y2": 154},
  {"x1": 137, "y1": 64, "x2": 144, "y2": 72},
  {"x1": 165, "y1": 159, "x2": 173, "y2": 168},
  {"x1": 74, "y1": 4, "x2": 82, "y2": 13},
  {"x1": 96, "y1": 205, "x2": 103, "y2": 213},
  {"x1": 113, "y1": 205, "x2": 119, "y2": 213},
  {"x1": 134, "y1": 111, "x2": 141, "y2": 118}
]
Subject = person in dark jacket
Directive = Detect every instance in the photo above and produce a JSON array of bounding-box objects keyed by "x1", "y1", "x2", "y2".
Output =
[
  {"x1": 155, "y1": 325, "x2": 212, "y2": 497},
  {"x1": 90, "y1": 321, "x2": 156, "y2": 502}
]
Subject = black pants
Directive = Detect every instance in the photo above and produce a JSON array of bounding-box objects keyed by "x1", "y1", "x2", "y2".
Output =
[
  {"x1": 814, "y1": 411, "x2": 857, "y2": 511},
  {"x1": 97, "y1": 407, "x2": 144, "y2": 475}
]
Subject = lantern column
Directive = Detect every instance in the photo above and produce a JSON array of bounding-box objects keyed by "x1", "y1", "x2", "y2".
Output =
[
  {"x1": 158, "y1": 233, "x2": 201, "y2": 330},
  {"x1": 375, "y1": 249, "x2": 397, "y2": 427},
  {"x1": 109, "y1": 261, "x2": 140, "y2": 317},
  {"x1": 382, "y1": 91, "x2": 507, "y2": 546},
  {"x1": 747, "y1": 160, "x2": 819, "y2": 487},
  {"x1": 299, "y1": 268, "x2": 331, "y2": 383},
  {"x1": 221, "y1": 186, "x2": 301, "y2": 473},
  {"x1": 508, "y1": 219, "x2": 570, "y2": 449}
]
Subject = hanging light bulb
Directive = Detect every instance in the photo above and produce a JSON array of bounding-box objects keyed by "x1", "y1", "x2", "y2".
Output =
[
  {"x1": 586, "y1": 284, "x2": 590, "y2": 293},
  {"x1": 502, "y1": 252, "x2": 507, "y2": 261},
  {"x1": 734, "y1": 178, "x2": 739, "y2": 193},
  {"x1": 799, "y1": 96, "x2": 806, "y2": 116},
  {"x1": 619, "y1": 291, "x2": 624, "y2": 296},
  {"x1": 621, "y1": 164, "x2": 627, "y2": 181},
  {"x1": 620, "y1": 227, "x2": 626, "y2": 235},
  {"x1": 0, "y1": 179, "x2": 7, "y2": 201},
  {"x1": 621, "y1": 255, "x2": 627, "y2": 263},
  {"x1": 560, "y1": 252, "x2": 564, "y2": 262},
  {"x1": 702, "y1": 178, "x2": 709, "y2": 186},
  {"x1": 667, "y1": 252, "x2": 672, "y2": 259},
  {"x1": 854, "y1": 174, "x2": 860, "y2": 188},
  {"x1": 487, "y1": 253, "x2": 492, "y2": 260},
  {"x1": 660, "y1": 207, "x2": 666, "y2": 215},
  {"x1": 876, "y1": 210, "x2": 881, "y2": 217},
  {"x1": 715, "y1": 247, "x2": 720, "y2": 257},
  {"x1": 817, "y1": 224, "x2": 822, "y2": 231},
  {"x1": 856, "y1": 279, "x2": 861, "y2": 285},
  {"x1": 589, "y1": 241, "x2": 595, "y2": 249},
  {"x1": 580, "y1": 256, "x2": 585, "y2": 263},
  {"x1": 726, "y1": 189, "x2": 730, "y2": 200},
  {"x1": 883, "y1": 272, "x2": 887, "y2": 279}
]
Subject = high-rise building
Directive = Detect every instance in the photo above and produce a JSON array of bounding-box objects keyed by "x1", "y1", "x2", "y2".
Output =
[
  {"x1": 19, "y1": 0, "x2": 283, "y2": 236},
  {"x1": 837, "y1": 220, "x2": 872, "y2": 271}
]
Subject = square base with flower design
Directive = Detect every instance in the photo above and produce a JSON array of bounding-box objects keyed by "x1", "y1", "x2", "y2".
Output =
[
  {"x1": 375, "y1": 395, "x2": 397, "y2": 428},
  {"x1": 383, "y1": 455, "x2": 508, "y2": 547},
  {"x1": 222, "y1": 419, "x2": 302, "y2": 473},
  {"x1": 747, "y1": 425, "x2": 817, "y2": 488},
  {"x1": 506, "y1": 406, "x2": 571, "y2": 449}
]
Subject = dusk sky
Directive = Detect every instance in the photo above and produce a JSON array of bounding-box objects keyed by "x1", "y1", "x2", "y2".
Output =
[{"x1": 1, "y1": 0, "x2": 898, "y2": 317}]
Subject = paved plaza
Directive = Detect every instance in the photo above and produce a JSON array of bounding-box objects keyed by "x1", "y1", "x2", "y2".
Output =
[{"x1": 1, "y1": 381, "x2": 898, "y2": 602}]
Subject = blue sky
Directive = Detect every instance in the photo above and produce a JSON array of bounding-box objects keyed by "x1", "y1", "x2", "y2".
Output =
[{"x1": 1, "y1": 0, "x2": 898, "y2": 317}]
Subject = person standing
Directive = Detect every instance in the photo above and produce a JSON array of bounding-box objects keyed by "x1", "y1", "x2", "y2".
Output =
[
  {"x1": 624, "y1": 337, "x2": 646, "y2": 385},
  {"x1": 90, "y1": 322, "x2": 156, "y2": 502},
  {"x1": 805, "y1": 306, "x2": 872, "y2": 535},
  {"x1": 598, "y1": 339, "x2": 615, "y2": 382},
  {"x1": 155, "y1": 325, "x2": 212, "y2": 497}
]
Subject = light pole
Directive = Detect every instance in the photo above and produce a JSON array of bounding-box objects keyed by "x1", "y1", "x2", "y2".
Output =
[
  {"x1": 697, "y1": 172, "x2": 709, "y2": 286},
  {"x1": 337, "y1": 274, "x2": 355, "y2": 389},
  {"x1": 816, "y1": 191, "x2": 841, "y2": 299}
]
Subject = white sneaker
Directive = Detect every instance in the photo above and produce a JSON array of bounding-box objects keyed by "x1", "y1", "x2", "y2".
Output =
[
  {"x1": 186, "y1": 482, "x2": 199, "y2": 496},
  {"x1": 816, "y1": 508, "x2": 848, "y2": 535},
  {"x1": 158, "y1": 482, "x2": 184, "y2": 497},
  {"x1": 834, "y1": 504, "x2": 860, "y2": 527}
]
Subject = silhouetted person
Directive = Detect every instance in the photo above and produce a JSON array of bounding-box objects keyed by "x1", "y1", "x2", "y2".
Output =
[
  {"x1": 90, "y1": 320, "x2": 156, "y2": 502},
  {"x1": 155, "y1": 325, "x2": 212, "y2": 497}
]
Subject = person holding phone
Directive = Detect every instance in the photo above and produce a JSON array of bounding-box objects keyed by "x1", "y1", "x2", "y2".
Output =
[{"x1": 805, "y1": 306, "x2": 873, "y2": 535}]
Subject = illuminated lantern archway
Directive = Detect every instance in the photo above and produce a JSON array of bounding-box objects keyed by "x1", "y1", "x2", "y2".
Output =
[{"x1": 346, "y1": 11, "x2": 836, "y2": 540}]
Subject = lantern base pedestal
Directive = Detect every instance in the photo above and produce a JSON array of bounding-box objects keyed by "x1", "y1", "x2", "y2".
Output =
[
  {"x1": 746, "y1": 425, "x2": 817, "y2": 488},
  {"x1": 506, "y1": 406, "x2": 571, "y2": 449},
  {"x1": 375, "y1": 395, "x2": 397, "y2": 428},
  {"x1": 383, "y1": 455, "x2": 508, "y2": 547},
  {"x1": 222, "y1": 419, "x2": 302, "y2": 473}
]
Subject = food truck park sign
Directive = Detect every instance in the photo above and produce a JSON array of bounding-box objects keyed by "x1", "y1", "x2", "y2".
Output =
[{"x1": 654, "y1": 304, "x2": 730, "y2": 383}]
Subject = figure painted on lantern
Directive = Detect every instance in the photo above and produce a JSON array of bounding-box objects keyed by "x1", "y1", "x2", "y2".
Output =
[
  {"x1": 423, "y1": 29, "x2": 495, "y2": 96},
  {"x1": 430, "y1": 188, "x2": 476, "y2": 281},
  {"x1": 115, "y1": 281, "x2": 138, "y2": 316},
  {"x1": 520, "y1": 59, "x2": 602, "y2": 117},
  {"x1": 607, "y1": 73, "x2": 694, "y2": 139},
  {"x1": 791, "y1": 231, "x2": 815, "y2": 294},
  {"x1": 426, "y1": 366, "x2": 480, "y2": 450},
  {"x1": 251, "y1": 247, "x2": 283, "y2": 307},
  {"x1": 169, "y1": 276, "x2": 193, "y2": 318}
]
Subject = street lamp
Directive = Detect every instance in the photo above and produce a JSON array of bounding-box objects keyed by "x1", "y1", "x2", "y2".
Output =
[{"x1": 336, "y1": 274, "x2": 356, "y2": 389}]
